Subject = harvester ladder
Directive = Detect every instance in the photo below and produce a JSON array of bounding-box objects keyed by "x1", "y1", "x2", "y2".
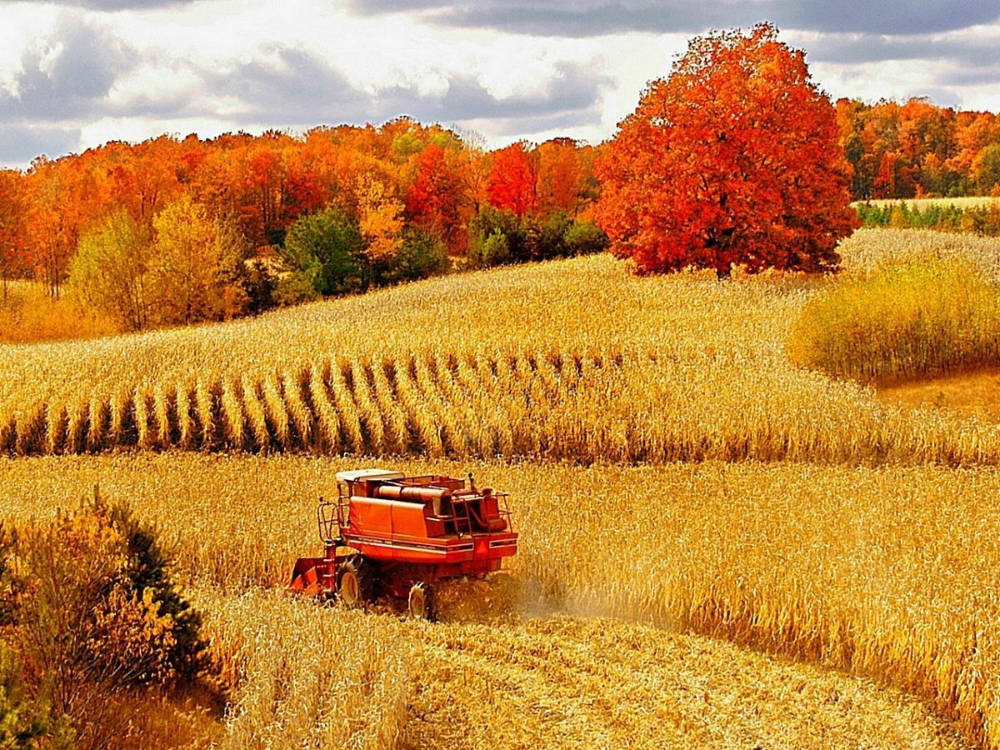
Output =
[{"x1": 452, "y1": 496, "x2": 475, "y2": 536}]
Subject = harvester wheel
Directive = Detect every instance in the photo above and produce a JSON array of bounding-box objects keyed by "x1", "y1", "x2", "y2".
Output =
[
  {"x1": 408, "y1": 582, "x2": 436, "y2": 621},
  {"x1": 337, "y1": 557, "x2": 375, "y2": 608}
]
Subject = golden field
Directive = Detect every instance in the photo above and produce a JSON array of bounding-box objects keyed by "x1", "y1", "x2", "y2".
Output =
[
  {"x1": 0, "y1": 453, "x2": 977, "y2": 749},
  {"x1": 6, "y1": 228, "x2": 1000, "y2": 747},
  {"x1": 3, "y1": 229, "x2": 1000, "y2": 466}
]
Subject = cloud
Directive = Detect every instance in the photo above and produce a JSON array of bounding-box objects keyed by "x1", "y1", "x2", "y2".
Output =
[
  {"x1": 15, "y1": 0, "x2": 196, "y2": 9},
  {"x1": 0, "y1": 124, "x2": 80, "y2": 164},
  {"x1": 803, "y1": 32, "x2": 1000, "y2": 66},
  {"x1": 212, "y1": 46, "x2": 608, "y2": 129},
  {"x1": 0, "y1": 18, "x2": 138, "y2": 121},
  {"x1": 350, "y1": 0, "x2": 1000, "y2": 36}
]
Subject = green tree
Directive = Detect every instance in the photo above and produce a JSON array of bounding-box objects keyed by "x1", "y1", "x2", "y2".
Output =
[
  {"x1": 149, "y1": 195, "x2": 248, "y2": 325},
  {"x1": 280, "y1": 207, "x2": 364, "y2": 296},
  {"x1": 384, "y1": 227, "x2": 449, "y2": 283},
  {"x1": 69, "y1": 210, "x2": 152, "y2": 331}
]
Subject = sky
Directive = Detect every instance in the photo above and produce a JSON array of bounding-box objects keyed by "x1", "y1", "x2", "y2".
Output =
[{"x1": 0, "y1": 0, "x2": 998, "y2": 168}]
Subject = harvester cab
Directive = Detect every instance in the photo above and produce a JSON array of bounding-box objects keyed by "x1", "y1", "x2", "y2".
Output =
[{"x1": 289, "y1": 468, "x2": 518, "y2": 620}]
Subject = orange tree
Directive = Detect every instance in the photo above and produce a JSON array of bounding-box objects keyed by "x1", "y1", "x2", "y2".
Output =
[{"x1": 596, "y1": 24, "x2": 857, "y2": 276}]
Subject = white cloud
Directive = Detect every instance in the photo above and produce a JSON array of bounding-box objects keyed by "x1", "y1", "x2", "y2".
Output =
[{"x1": 0, "y1": 0, "x2": 998, "y2": 167}]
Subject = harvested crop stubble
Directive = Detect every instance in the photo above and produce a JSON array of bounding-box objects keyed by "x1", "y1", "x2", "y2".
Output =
[
  {"x1": 0, "y1": 454, "x2": 991, "y2": 747},
  {"x1": 176, "y1": 585, "x2": 968, "y2": 750},
  {"x1": 4, "y1": 232, "x2": 1000, "y2": 465}
]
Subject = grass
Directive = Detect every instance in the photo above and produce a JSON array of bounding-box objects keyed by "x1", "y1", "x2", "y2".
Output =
[{"x1": 788, "y1": 254, "x2": 1000, "y2": 382}]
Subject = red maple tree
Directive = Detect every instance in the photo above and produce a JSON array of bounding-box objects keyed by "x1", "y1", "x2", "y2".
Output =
[
  {"x1": 595, "y1": 24, "x2": 857, "y2": 276},
  {"x1": 405, "y1": 144, "x2": 465, "y2": 250},
  {"x1": 486, "y1": 142, "x2": 537, "y2": 217}
]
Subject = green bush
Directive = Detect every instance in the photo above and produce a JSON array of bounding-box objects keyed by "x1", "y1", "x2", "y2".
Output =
[
  {"x1": 0, "y1": 646, "x2": 74, "y2": 749},
  {"x1": 281, "y1": 208, "x2": 364, "y2": 296},
  {"x1": 788, "y1": 256, "x2": 1000, "y2": 382},
  {"x1": 3, "y1": 495, "x2": 210, "y2": 745},
  {"x1": 468, "y1": 207, "x2": 609, "y2": 268},
  {"x1": 564, "y1": 220, "x2": 609, "y2": 256},
  {"x1": 384, "y1": 227, "x2": 450, "y2": 282}
]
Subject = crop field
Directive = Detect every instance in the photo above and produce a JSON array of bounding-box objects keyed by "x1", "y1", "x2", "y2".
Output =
[
  {"x1": 0, "y1": 453, "x2": 979, "y2": 748},
  {"x1": 4, "y1": 229, "x2": 1000, "y2": 467},
  {"x1": 858, "y1": 197, "x2": 1000, "y2": 210},
  {"x1": 4, "y1": 227, "x2": 1000, "y2": 747}
]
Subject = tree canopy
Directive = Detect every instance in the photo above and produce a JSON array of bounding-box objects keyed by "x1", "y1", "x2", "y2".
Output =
[{"x1": 595, "y1": 24, "x2": 858, "y2": 275}]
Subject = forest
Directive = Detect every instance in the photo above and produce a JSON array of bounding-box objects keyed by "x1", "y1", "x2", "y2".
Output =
[{"x1": 0, "y1": 94, "x2": 998, "y2": 339}]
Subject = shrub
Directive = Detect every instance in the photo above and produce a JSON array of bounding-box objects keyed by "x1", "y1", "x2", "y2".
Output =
[
  {"x1": 280, "y1": 207, "x2": 364, "y2": 296},
  {"x1": 468, "y1": 207, "x2": 607, "y2": 268},
  {"x1": 528, "y1": 211, "x2": 572, "y2": 260},
  {"x1": 563, "y1": 220, "x2": 608, "y2": 256},
  {"x1": 473, "y1": 231, "x2": 511, "y2": 268},
  {"x1": 385, "y1": 227, "x2": 450, "y2": 282},
  {"x1": 788, "y1": 256, "x2": 1000, "y2": 382},
  {"x1": 0, "y1": 645, "x2": 74, "y2": 749},
  {"x1": 5, "y1": 496, "x2": 208, "y2": 744}
]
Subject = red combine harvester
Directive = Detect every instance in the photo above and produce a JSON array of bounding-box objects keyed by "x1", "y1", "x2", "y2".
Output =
[{"x1": 289, "y1": 469, "x2": 518, "y2": 620}]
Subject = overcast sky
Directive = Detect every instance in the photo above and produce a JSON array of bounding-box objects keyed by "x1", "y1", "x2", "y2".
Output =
[{"x1": 0, "y1": 0, "x2": 998, "y2": 168}]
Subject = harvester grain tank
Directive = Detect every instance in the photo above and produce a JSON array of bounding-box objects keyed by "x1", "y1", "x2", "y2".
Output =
[{"x1": 289, "y1": 468, "x2": 518, "y2": 620}]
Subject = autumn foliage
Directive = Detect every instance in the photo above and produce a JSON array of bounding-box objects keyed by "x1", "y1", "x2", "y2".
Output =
[{"x1": 596, "y1": 24, "x2": 858, "y2": 275}]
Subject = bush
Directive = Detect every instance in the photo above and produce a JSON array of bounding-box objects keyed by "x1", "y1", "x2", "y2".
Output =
[
  {"x1": 4, "y1": 495, "x2": 209, "y2": 745},
  {"x1": 788, "y1": 256, "x2": 1000, "y2": 382},
  {"x1": 563, "y1": 220, "x2": 609, "y2": 256},
  {"x1": 281, "y1": 208, "x2": 364, "y2": 296},
  {"x1": 274, "y1": 273, "x2": 321, "y2": 306},
  {"x1": 474, "y1": 231, "x2": 511, "y2": 268},
  {"x1": 385, "y1": 228, "x2": 450, "y2": 282},
  {"x1": 241, "y1": 259, "x2": 277, "y2": 314},
  {"x1": 468, "y1": 207, "x2": 608, "y2": 268},
  {"x1": 0, "y1": 645, "x2": 74, "y2": 749},
  {"x1": 468, "y1": 207, "x2": 526, "y2": 267}
]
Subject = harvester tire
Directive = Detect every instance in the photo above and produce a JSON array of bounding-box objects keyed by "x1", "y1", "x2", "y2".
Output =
[
  {"x1": 337, "y1": 557, "x2": 375, "y2": 608},
  {"x1": 408, "y1": 582, "x2": 436, "y2": 621}
]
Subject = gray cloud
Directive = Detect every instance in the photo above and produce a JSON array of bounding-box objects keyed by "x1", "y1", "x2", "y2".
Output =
[
  {"x1": 351, "y1": 0, "x2": 1000, "y2": 36},
  {"x1": 0, "y1": 19, "x2": 138, "y2": 122},
  {"x1": 804, "y1": 33, "x2": 1000, "y2": 66},
  {"x1": 15, "y1": 0, "x2": 196, "y2": 8},
  {"x1": 0, "y1": 124, "x2": 80, "y2": 164},
  {"x1": 213, "y1": 46, "x2": 607, "y2": 128}
]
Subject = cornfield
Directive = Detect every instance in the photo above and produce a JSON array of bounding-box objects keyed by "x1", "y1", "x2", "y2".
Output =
[
  {"x1": 0, "y1": 453, "x2": 971, "y2": 749},
  {"x1": 5, "y1": 228, "x2": 1000, "y2": 747},
  {"x1": 3, "y1": 230, "x2": 1000, "y2": 466}
]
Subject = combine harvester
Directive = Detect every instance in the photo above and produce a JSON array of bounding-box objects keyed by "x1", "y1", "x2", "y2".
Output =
[{"x1": 289, "y1": 469, "x2": 518, "y2": 620}]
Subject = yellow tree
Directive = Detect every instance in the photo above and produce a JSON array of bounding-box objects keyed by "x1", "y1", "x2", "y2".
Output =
[
  {"x1": 148, "y1": 195, "x2": 248, "y2": 325},
  {"x1": 357, "y1": 174, "x2": 404, "y2": 268}
]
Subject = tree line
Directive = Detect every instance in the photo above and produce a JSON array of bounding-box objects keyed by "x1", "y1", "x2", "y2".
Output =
[
  {"x1": 0, "y1": 124, "x2": 605, "y2": 331},
  {"x1": 1, "y1": 38, "x2": 1000, "y2": 331},
  {"x1": 837, "y1": 97, "x2": 1000, "y2": 200}
]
